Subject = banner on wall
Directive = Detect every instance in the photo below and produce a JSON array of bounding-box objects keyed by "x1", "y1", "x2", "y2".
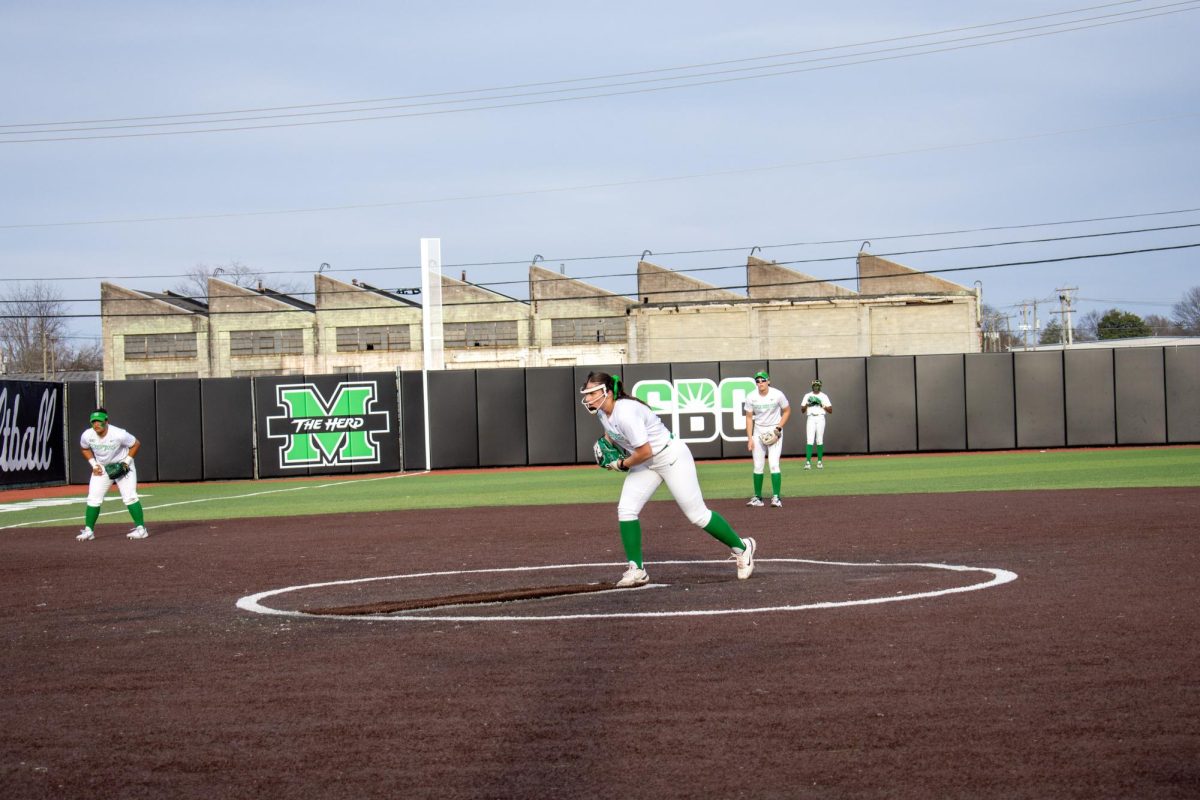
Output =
[
  {"x1": 263, "y1": 380, "x2": 392, "y2": 469},
  {"x1": 0, "y1": 380, "x2": 66, "y2": 486},
  {"x1": 632, "y1": 377, "x2": 757, "y2": 443}
]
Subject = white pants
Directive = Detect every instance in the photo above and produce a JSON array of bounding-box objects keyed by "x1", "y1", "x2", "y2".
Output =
[
  {"x1": 806, "y1": 415, "x2": 826, "y2": 446},
  {"x1": 617, "y1": 439, "x2": 712, "y2": 529},
  {"x1": 751, "y1": 434, "x2": 783, "y2": 474},
  {"x1": 86, "y1": 463, "x2": 139, "y2": 507}
]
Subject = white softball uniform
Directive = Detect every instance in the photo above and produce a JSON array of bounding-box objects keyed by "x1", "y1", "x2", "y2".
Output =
[
  {"x1": 80, "y1": 424, "x2": 140, "y2": 507},
  {"x1": 800, "y1": 391, "x2": 832, "y2": 445},
  {"x1": 598, "y1": 398, "x2": 712, "y2": 528},
  {"x1": 744, "y1": 387, "x2": 789, "y2": 474}
]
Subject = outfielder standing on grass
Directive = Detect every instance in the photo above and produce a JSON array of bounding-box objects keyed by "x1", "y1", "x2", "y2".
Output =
[
  {"x1": 77, "y1": 408, "x2": 149, "y2": 541},
  {"x1": 800, "y1": 380, "x2": 833, "y2": 470},
  {"x1": 744, "y1": 370, "x2": 791, "y2": 508},
  {"x1": 581, "y1": 371, "x2": 756, "y2": 587}
]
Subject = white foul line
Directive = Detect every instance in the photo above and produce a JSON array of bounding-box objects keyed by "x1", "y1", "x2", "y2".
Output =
[
  {"x1": 236, "y1": 558, "x2": 1019, "y2": 622},
  {"x1": 0, "y1": 470, "x2": 430, "y2": 531}
]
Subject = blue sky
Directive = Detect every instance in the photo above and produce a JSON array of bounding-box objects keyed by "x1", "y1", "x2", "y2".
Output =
[{"x1": 3, "y1": 1, "x2": 1198, "y2": 343}]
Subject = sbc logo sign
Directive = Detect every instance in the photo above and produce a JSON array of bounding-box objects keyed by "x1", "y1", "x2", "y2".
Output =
[
  {"x1": 631, "y1": 377, "x2": 756, "y2": 443},
  {"x1": 265, "y1": 382, "x2": 391, "y2": 468}
]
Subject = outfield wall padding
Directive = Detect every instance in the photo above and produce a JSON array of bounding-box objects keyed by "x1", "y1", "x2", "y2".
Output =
[
  {"x1": 964, "y1": 353, "x2": 1016, "y2": 450},
  {"x1": 478, "y1": 368, "x2": 528, "y2": 468},
  {"x1": 525, "y1": 367, "x2": 576, "y2": 466},
  {"x1": 916, "y1": 354, "x2": 967, "y2": 452},
  {"x1": 1114, "y1": 348, "x2": 1165, "y2": 444},
  {"x1": 1165, "y1": 346, "x2": 1200, "y2": 443},
  {"x1": 73, "y1": 343, "x2": 1198, "y2": 479},
  {"x1": 1015, "y1": 351, "x2": 1066, "y2": 449},
  {"x1": 201, "y1": 378, "x2": 254, "y2": 480},
  {"x1": 67, "y1": 381, "x2": 99, "y2": 485},
  {"x1": 1064, "y1": 349, "x2": 1116, "y2": 446},
  {"x1": 814, "y1": 357, "x2": 868, "y2": 454},
  {"x1": 867, "y1": 355, "x2": 917, "y2": 454},
  {"x1": 155, "y1": 379, "x2": 203, "y2": 482},
  {"x1": 103, "y1": 380, "x2": 159, "y2": 482}
]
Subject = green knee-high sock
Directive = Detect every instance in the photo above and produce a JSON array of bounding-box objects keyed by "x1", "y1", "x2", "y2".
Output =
[
  {"x1": 805, "y1": 443, "x2": 813, "y2": 461},
  {"x1": 752, "y1": 472, "x2": 764, "y2": 498},
  {"x1": 127, "y1": 501, "x2": 144, "y2": 527},
  {"x1": 771, "y1": 472, "x2": 782, "y2": 497},
  {"x1": 817, "y1": 444, "x2": 824, "y2": 460},
  {"x1": 619, "y1": 520, "x2": 643, "y2": 567},
  {"x1": 703, "y1": 511, "x2": 745, "y2": 551},
  {"x1": 84, "y1": 504, "x2": 100, "y2": 530}
]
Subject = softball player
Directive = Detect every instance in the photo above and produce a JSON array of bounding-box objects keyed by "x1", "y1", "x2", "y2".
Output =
[
  {"x1": 77, "y1": 408, "x2": 148, "y2": 541},
  {"x1": 581, "y1": 371, "x2": 756, "y2": 587},
  {"x1": 799, "y1": 380, "x2": 833, "y2": 469},
  {"x1": 743, "y1": 370, "x2": 791, "y2": 507}
]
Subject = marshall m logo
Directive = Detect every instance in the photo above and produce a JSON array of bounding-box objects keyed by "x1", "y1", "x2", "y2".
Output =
[{"x1": 264, "y1": 381, "x2": 391, "y2": 468}]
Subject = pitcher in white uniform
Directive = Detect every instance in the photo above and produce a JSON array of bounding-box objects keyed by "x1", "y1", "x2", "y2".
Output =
[{"x1": 580, "y1": 371, "x2": 757, "y2": 587}]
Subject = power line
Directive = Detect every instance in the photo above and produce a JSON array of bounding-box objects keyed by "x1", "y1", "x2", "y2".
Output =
[
  {"x1": 94, "y1": 217, "x2": 1200, "y2": 299},
  {"x1": 3, "y1": 112, "x2": 1195, "y2": 231},
  {"x1": 3, "y1": 208, "x2": 1198, "y2": 287},
  {"x1": 4, "y1": 242, "x2": 1196, "y2": 319},
  {"x1": 0, "y1": 0, "x2": 1150, "y2": 129},
  {"x1": 4, "y1": 3, "x2": 1196, "y2": 143}
]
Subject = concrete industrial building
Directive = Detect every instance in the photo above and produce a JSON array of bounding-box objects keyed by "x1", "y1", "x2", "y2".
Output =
[{"x1": 100, "y1": 251, "x2": 981, "y2": 379}]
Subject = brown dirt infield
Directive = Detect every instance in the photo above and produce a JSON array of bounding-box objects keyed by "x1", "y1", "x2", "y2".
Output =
[{"x1": 1, "y1": 488, "x2": 1197, "y2": 799}]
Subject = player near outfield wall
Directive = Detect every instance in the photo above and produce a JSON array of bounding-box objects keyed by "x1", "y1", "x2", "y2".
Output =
[
  {"x1": 743, "y1": 370, "x2": 792, "y2": 508},
  {"x1": 581, "y1": 371, "x2": 756, "y2": 587},
  {"x1": 800, "y1": 380, "x2": 833, "y2": 470},
  {"x1": 76, "y1": 408, "x2": 149, "y2": 541}
]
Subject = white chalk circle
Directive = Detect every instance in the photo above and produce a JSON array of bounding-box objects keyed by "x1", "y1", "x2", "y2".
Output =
[{"x1": 236, "y1": 558, "x2": 1018, "y2": 622}]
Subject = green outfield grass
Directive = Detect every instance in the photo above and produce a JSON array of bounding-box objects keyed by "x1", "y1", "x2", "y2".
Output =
[{"x1": 2, "y1": 446, "x2": 1198, "y2": 530}]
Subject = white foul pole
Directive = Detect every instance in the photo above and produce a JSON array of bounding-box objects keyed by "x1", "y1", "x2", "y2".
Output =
[{"x1": 420, "y1": 238, "x2": 444, "y2": 471}]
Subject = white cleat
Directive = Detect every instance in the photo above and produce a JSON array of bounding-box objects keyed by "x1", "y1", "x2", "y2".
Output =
[
  {"x1": 616, "y1": 561, "x2": 649, "y2": 587},
  {"x1": 746, "y1": 496, "x2": 764, "y2": 507},
  {"x1": 803, "y1": 461, "x2": 812, "y2": 470},
  {"x1": 76, "y1": 528, "x2": 94, "y2": 541},
  {"x1": 734, "y1": 537, "x2": 757, "y2": 580},
  {"x1": 770, "y1": 496, "x2": 783, "y2": 508},
  {"x1": 127, "y1": 526, "x2": 149, "y2": 540},
  {"x1": 817, "y1": 460, "x2": 824, "y2": 469}
]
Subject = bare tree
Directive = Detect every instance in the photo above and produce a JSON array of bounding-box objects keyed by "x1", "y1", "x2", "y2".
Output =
[
  {"x1": 1073, "y1": 309, "x2": 1101, "y2": 342},
  {"x1": 0, "y1": 282, "x2": 102, "y2": 377},
  {"x1": 979, "y1": 304, "x2": 1019, "y2": 351},
  {"x1": 1144, "y1": 313, "x2": 1185, "y2": 337},
  {"x1": 1172, "y1": 286, "x2": 1200, "y2": 334},
  {"x1": 173, "y1": 261, "x2": 304, "y2": 303}
]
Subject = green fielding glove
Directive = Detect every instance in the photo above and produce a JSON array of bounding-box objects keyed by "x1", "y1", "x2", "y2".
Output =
[
  {"x1": 104, "y1": 461, "x2": 130, "y2": 480},
  {"x1": 807, "y1": 396, "x2": 823, "y2": 407},
  {"x1": 593, "y1": 437, "x2": 625, "y2": 470}
]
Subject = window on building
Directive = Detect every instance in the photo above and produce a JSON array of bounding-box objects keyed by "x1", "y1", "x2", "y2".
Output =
[
  {"x1": 124, "y1": 332, "x2": 198, "y2": 360},
  {"x1": 444, "y1": 321, "x2": 519, "y2": 348},
  {"x1": 335, "y1": 325, "x2": 410, "y2": 353},
  {"x1": 229, "y1": 329, "x2": 304, "y2": 356},
  {"x1": 550, "y1": 317, "x2": 627, "y2": 345}
]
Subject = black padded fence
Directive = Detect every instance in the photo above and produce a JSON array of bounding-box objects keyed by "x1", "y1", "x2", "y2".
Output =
[{"x1": 21, "y1": 344, "x2": 1200, "y2": 485}]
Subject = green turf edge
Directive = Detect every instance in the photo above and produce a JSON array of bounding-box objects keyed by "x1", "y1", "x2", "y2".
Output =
[{"x1": 3, "y1": 446, "x2": 1198, "y2": 529}]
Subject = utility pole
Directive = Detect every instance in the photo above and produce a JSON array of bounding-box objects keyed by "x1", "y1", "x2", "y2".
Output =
[
  {"x1": 1019, "y1": 301, "x2": 1033, "y2": 350},
  {"x1": 1055, "y1": 286, "x2": 1078, "y2": 346}
]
